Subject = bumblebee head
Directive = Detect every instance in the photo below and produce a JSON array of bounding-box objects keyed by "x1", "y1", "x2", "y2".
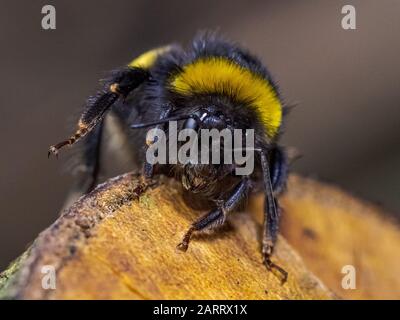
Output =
[{"x1": 182, "y1": 109, "x2": 231, "y2": 132}]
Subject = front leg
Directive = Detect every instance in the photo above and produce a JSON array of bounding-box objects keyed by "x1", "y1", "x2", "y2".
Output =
[
  {"x1": 48, "y1": 67, "x2": 149, "y2": 157},
  {"x1": 177, "y1": 178, "x2": 250, "y2": 251},
  {"x1": 260, "y1": 150, "x2": 288, "y2": 284},
  {"x1": 142, "y1": 106, "x2": 173, "y2": 180},
  {"x1": 132, "y1": 110, "x2": 203, "y2": 180}
]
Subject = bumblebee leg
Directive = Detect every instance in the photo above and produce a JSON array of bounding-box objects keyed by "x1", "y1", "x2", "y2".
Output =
[
  {"x1": 59, "y1": 121, "x2": 105, "y2": 210},
  {"x1": 260, "y1": 151, "x2": 288, "y2": 284},
  {"x1": 269, "y1": 145, "x2": 288, "y2": 195},
  {"x1": 76, "y1": 120, "x2": 104, "y2": 193},
  {"x1": 48, "y1": 67, "x2": 149, "y2": 157},
  {"x1": 65, "y1": 108, "x2": 147, "y2": 210},
  {"x1": 143, "y1": 106, "x2": 173, "y2": 179},
  {"x1": 177, "y1": 178, "x2": 250, "y2": 251}
]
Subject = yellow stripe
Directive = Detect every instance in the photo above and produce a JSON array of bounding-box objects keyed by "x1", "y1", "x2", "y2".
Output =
[
  {"x1": 128, "y1": 45, "x2": 172, "y2": 69},
  {"x1": 169, "y1": 57, "x2": 282, "y2": 138}
]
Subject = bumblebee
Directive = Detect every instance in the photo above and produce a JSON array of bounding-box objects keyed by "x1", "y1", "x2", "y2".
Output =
[{"x1": 48, "y1": 33, "x2": 289, "y2": 282}]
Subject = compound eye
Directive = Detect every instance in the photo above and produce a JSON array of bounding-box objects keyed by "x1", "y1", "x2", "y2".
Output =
[{"x1": 183, "y1": 117, "x2": 199, "y2": 131}]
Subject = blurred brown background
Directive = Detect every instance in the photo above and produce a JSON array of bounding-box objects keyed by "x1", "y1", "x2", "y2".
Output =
[{"x1": 0, "y1": 0, "x2": 399, "y2": 270}]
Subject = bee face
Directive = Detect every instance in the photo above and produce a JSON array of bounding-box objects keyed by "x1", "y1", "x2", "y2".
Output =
[
  {"x1": 201, "y1": 112, "x2": 230, "y2": 131},
  {"x1": 182, "y1": 109, "x2": 230, "y2": 132}
]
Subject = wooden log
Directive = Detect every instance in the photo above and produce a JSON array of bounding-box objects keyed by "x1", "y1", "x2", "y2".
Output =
[{"x1": 0, "y1": 173, "x2": 398, "y2": 299}]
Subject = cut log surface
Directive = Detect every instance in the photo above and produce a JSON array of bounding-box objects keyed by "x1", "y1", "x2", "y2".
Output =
[
  {"x1": 0, "y1": 174, "x2": 399, "y2": 300},
  {"x1": 280, "y1": 176, "x2": 400, "y2": 300}
]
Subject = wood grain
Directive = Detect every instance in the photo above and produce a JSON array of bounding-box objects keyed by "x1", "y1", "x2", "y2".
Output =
[{"x1": 1, "y1": 174, "x2": 398, "y2": 299}]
